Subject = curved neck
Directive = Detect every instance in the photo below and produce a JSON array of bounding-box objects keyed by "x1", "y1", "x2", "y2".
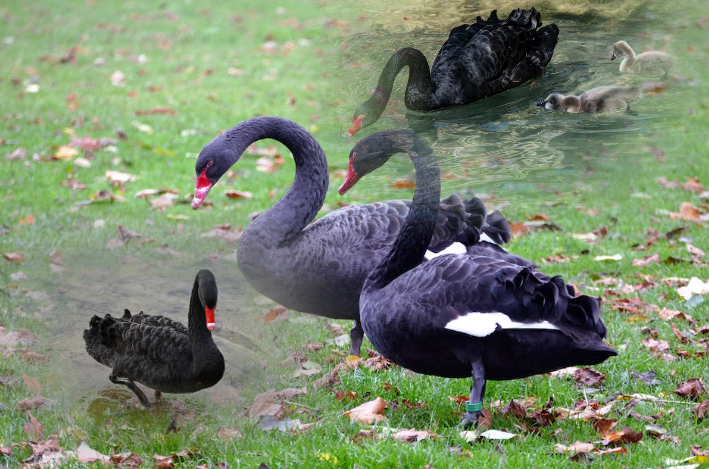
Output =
[
  {"x1": 365, "y1": 137, "x2": 440, "y2": 290},
  {"x1": 226, "y1": 117, "x2": 328, "y2": 247},
  {"x1": 187, "y1": 274, "x2": 214, "y2": 343},
  {"x1": 188, "y1": 273, "x2": 219, "y2": 369},
  {"x1": 367, "y1": 48, "x2": 436, "y2": 122}
]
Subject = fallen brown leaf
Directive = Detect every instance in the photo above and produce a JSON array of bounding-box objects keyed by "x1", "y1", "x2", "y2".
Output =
[
  {"x1": 674, "y1": 378, "x2": 707, "y2": 399},
  {"x1": 555, "y1": 441, "x2": 595, "y2": 455},
  {"x1": 263, "y1": 306, "x2": 288, "y2": 323},
  {"x1": 574, "y1": 368, "x2": 606, "y2": 387},
  {"x1": 24, "y1": 411, "x2": 44, "y2": 439},
  {"x1": 246, "y1": 390, "x2": 285, "y2": 420},
  {"x1": 362, "y1": 353, "x2": 392, "y2": 372},
  {"x1": 600, "y1": 426, "x2": 643, "y2": 445},
  {"x1": 345, "y1": 397, "x2": 387, "y2": 424},
  {"x1": 390, "y1": 428, "x2": 436, "y2": 443},
  {"x1": 693, "y1": 400, "x2": 709, "y2": 419},
  {"x1": 18, "y1": 396, "x2": 54, "y2": 410},
  {"x1": 632, "y1": 253, "x2": 660, "y2": 267},
  {"x1": 3, "y1": 252, "x2": 24, "y2": 263}
]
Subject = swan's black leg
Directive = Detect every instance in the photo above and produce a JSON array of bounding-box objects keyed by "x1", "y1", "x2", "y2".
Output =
[
  {"x1": 110, "y1": 374, "x2": 151, "y2": 408},
  {"x1": 626, "y1": 105, "x2": 638, "y2": 117},
  {"x1": 461, "y1": 360, "x2": 486, "y2": 428},
  {"x1": 155, "y1": 391, "x2": 162, "y2": 401},
  {"x1": 349, "y1": 320, "x2": 364, "y2": 357}
]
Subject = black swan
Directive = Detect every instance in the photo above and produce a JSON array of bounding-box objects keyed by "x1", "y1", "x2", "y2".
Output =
[
  {"x1": 83, "y1": 269, "x2": 224, "y2": 408},
  {"x1": 190, "y1": 117, "x2": 511, "y2": 357},
  {"x1": 344, "y1": 8, "x2": 559, "y2": 136},
  {"x1": 341, "y1": 130, "x2": 617, "y2": 426},
  {"x1": 535, "y1": 86, "x2": 642, "y2": 113}
]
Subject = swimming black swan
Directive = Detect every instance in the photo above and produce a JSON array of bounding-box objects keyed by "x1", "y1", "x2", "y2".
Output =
[
  {"x1": 83, "y1": 269, "x2": 224, "y2": 408},
  {"x1": 340, "y1": 129, "x2": 617, "y2": 426},
  {"x1": 535, "y1": 86, "x2": 642, "y2": 113},
  {"x1": 344, "y1": 8, "x2": 559, "y2": 136},
  {"x1": 190, "y1": 117, "x2": 511, "y2": 357}
]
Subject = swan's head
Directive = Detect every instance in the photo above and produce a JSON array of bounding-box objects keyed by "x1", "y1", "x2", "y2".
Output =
[
  {"x1": 339, "y1": 130, "x2": 416, "y2": 195},
  {"x1": 192, "y1": 135, "x2": 235, "y2": 209},
  {"x1": 343, "y1": 101, "x2": 383, "y2": 137},
  {"x1": 197, "y1": 269, "x2": 218, "y2": 331},
  {"x1": 611, "y1": 41, "x2": 631, "y2": 61},
  {"x1": 535, "y1": 93, "x2": 566, "y2": 110}
]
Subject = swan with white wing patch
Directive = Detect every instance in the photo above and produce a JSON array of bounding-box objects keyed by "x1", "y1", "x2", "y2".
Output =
[{"x1": 445, "y1": 312, "x2": 559, "y2": 337}]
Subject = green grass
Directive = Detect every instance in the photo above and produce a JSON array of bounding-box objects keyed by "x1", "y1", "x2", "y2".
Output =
[{"x1": 1, "y1": 0, "x2": 709, "y2": 468}]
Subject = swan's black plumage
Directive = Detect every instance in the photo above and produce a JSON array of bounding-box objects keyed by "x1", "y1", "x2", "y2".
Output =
[
  {"x1": 346, "y1": 8, "x2": 559, "y2": 135},
  {"x1": 346, "y1": 130, "x2": 616, "y2": 426},
  {"x1": 190, "y1": 117, "x2": 510, "y2": 356},
  {"x1": 83, "y1": 269, "x2": 224, "y2": 408}
]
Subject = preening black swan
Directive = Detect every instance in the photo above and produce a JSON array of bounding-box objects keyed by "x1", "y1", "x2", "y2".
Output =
[
  {"x1": 344, "y1": 8, "x2": 559, "y2": 136},
  {"x1": 341, "y1": 130, "x2": 617, "y2": 426},
  {"x1": 83, "y1": 269, "x2": 224, "y2": 408},
  {"x1": 190, "y1": 117, "x2": 510, "y2": 357}
]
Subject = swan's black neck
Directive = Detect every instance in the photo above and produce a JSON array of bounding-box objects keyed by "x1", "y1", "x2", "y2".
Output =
[
  {"x1": 226, "y1": 117, "x2": 328, "y2": 248},
  {"x1": 187, "y1": 271, "x2": 220, "y2": 369},
  {"x1": 366, "y1": 48, "x2": 436, "y2": 122},
  {"x1": 364, "y1": 137, "x2": 440, "y2": 291}
]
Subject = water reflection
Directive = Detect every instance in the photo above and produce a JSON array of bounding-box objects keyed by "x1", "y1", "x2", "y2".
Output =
[{"x1": 331, "y1": 1, "x2": 686, "y2": 206}]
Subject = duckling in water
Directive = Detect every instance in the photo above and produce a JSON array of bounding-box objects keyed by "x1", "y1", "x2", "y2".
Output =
[
  {"x1": 535, "y1": 86, "x2": 642, "y2": 113},
  {"x1": 611, "y1": 41, "x2": 673, "y2": 75}
]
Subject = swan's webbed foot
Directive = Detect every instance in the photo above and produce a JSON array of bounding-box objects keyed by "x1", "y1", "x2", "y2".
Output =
[
  {"x1": 110, "y1": 374, "x2": 151, "y2": 409},
  {"x1": 349, "y1": 320, "x2": 364, "y2": 357},
  {"x1": 626, "y1": 106, "x2": 638, "y2": 116},
  {"x1": 461, "y1": 410, "x2": 483, "y2": 428}
]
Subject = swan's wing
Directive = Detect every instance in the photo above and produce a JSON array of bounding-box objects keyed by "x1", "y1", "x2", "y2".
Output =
[
  {"x1": 389, "y1": 254, "x2": 606, "y2": 340},
  {"x1": 128, "y1": 311, "x2": 189, "y2": 335},
  {"x1": 431, "y1": 9, "x2": 559, "y2": 102},
  {"x1": 87, "y1": 314, "x2": 191, "y2": 366}
]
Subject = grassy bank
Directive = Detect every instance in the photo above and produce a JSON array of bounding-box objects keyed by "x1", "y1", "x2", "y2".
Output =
[{"x1": 1, "y1": 0, "x2": 708, "y2": 468}]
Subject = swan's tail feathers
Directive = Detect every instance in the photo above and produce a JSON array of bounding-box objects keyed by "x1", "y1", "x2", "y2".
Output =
[
  {"x1": 122, "y1": 309, "x2": 132, "y2": 320},
  {"x1": 506, "y1": 8, "x2": 543, "y2": 30},
  {"x1": 481, "y1": 210, "x2": 512, "y2": 245},
  {"x1": 428, "y1": 194, "x2": 482, "y2": 252},
  {"x1": 495, "y1": 269, "x2": 610, "y2": 342},
  {"x1": 535, "y1": 23, "x2": 560, "y2": 66}
]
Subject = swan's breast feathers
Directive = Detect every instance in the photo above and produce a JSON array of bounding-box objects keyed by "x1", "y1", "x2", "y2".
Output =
[{"x1": 444, "y1": 312, "x2": 559, "y2": 338}]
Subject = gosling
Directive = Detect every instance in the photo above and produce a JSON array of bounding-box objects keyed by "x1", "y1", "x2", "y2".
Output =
[
  {"x1": 535, "y1": 86, "x2": 642, "y2": 113},
  {"x1": 611, "y1": 40, "x2": 673, "y2": 75}
]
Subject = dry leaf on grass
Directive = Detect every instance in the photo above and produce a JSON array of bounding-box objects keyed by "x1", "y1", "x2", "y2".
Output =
[
  {"x1": 574, "y1": 368, "x2": 606, "y2": 387},
  {"x1": 345, "y1": 397, "x2": 387, "y2": 424},
  {"x1": 555, "y1": 441, "x2": 595, "y2": 455},
  {"x1": 599, "y1": 426, "x2": 643, "y2": 446},
  {"x1": 674, "y1": 378, "x2": 707, "y2": 399},
  {"x1": 693, "y1": 400, "x2": 709, "y2": 419},
  {"x1": 389, "y1": 428, "x2": 436, "y2": 443},
  {"x1": 24, "y1": 411, "x2": 44, "y2": 439},
  {"x1": 18, "y1": 396, "x2": 55, "y2": 410},
  {"x1": 22, "y1": 374, "x2": 41, "y2": 393},
  {"x1": 3, "y1": 252, "x2": 24, "y2": 263},
  {"x1": 246, "y1": 390, "x2": 284, "y2": 420}
]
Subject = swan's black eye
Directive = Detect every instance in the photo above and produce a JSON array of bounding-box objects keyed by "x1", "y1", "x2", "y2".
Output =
[
  {"x1": 207, "y1": 161, "x2": 214, "y2": 168},
  {"x1": 351, "y1": 151, "x2": 357, "y2": 160}
]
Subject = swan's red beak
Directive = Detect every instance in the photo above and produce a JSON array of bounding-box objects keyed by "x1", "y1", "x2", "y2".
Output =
[
  {"x1": 338, "y1": 158, "x2": 360, "y2": 195},
  {"x1": 342, "y1": 114, "x2": 365, "y2": 138},
  {"x1": 205, "y1": 306, "x2": 216, "y2": 331},
  {"x1": 192, "y1": 169, "x2": 213, "y2": 209}
]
